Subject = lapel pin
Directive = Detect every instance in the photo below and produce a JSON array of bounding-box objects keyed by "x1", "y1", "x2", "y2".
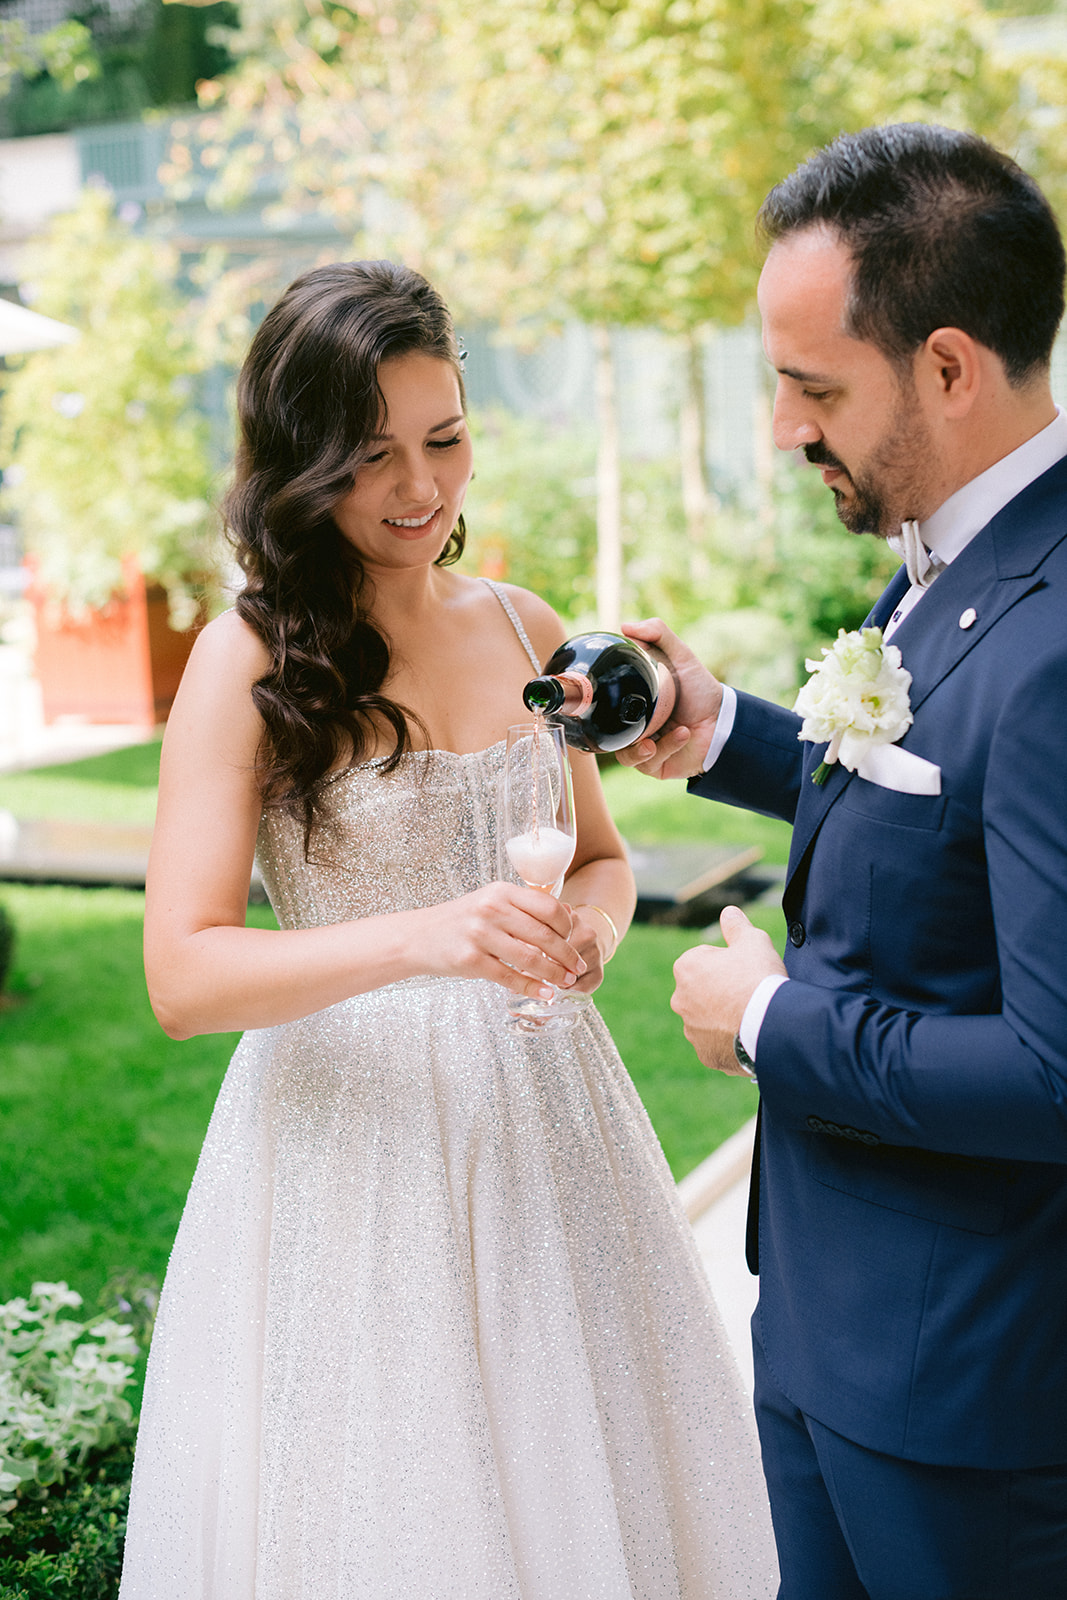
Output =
[{"x1": 958, "y1": 608, "x2": 977, "y2": 630}]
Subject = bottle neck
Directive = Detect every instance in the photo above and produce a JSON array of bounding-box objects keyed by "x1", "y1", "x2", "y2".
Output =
[
  {"x1": 523, "y1": 672, "x2": 594, "y2": 716},
  {"x1": 553, "y1": 673, "x2": 594, "y2": 714}
]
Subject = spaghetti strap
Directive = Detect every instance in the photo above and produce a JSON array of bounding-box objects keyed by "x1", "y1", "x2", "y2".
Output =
[{"x1": 480, "y1": 577, "x2": 542, "y2": 675}]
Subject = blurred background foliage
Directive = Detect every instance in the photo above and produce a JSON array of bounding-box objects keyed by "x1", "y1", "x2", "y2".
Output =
[
  {"x1": 0, "y1": 2, "x2": 238, "y2": 140},
  {"x1": 0, "y1": 0, "x2": 1063, "y2": 691},
  {"x1": 0, "y1": 188, "x2": 222, "y2": 626}
]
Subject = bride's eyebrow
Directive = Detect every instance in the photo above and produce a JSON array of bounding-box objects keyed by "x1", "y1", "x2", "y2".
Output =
[{"x1": 368, "y1": 414, "x2": 466, "y2": 442}]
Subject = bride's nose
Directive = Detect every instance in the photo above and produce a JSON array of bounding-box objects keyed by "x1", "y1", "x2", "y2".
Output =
[{"x1": 394, "y1": 450, "x2": 436, "y2": 504}]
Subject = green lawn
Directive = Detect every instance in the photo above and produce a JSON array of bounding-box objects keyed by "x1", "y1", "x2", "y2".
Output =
[
  {"x1": 602, "y1": 760, "x2": 793, "y2": 866},
  {"x1": 0, "y1": 885, "x2": 265, "y2": 1310},
  {"x1": 0, "y1": 741, "x2": 162, "y2": 826},
  {"x1": 0, "y1": 742, "x2": 789, "y2": 1312}
]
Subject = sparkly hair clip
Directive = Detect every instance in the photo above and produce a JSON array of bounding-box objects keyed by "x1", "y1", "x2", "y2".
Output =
[{"x1": 456, "y1": 340, "x2": 469, "y2": 367}]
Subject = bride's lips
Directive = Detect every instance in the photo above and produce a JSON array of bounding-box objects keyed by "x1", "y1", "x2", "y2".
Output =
[{"x1": 383, "y1": 505, "x2": 442, "y2": 539}]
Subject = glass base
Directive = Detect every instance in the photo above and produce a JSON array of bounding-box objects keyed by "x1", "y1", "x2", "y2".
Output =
[{"x1": 505, "y1": 990, "x2": 591, "y2": 1032}]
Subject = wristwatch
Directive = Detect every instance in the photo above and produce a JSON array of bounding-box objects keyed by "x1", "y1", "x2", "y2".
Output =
[{"x1": 732, "y1": 1033, "x2": 758, "y2": 1083}]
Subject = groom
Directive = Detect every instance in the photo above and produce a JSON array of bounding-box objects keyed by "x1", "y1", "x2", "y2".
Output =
[{"x1": 622, "y1": 123, "x2": 1067, "y2": 1597}]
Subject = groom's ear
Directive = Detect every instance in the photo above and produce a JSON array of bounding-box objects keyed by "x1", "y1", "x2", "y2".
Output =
[{"x1": 915, "y1": 328, "x2": 981, "y2": 420}]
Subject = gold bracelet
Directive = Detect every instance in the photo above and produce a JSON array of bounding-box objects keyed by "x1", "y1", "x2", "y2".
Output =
[{"x1": 580, "y1": 904, "x2": 620, "y2": 961}]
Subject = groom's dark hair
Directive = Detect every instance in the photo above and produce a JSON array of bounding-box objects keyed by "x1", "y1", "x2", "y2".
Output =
[{"x1": 758, "y1": 122, "x2": 1065, "y2": 387}]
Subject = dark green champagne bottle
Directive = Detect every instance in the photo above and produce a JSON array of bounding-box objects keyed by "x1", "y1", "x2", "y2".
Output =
[{"x1": 522, "y1": 632, "x2": 674, "y2": 753}]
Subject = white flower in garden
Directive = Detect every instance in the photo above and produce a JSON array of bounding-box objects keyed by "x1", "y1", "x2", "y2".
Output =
[{"x1": 794, "y1": 626, "x2": 913, "y2": 785}]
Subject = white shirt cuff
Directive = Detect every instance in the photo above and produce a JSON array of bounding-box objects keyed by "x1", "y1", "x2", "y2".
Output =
[
  {"x1": 701, "y1": 684, "x2": 737, "y2": 771},
  {"x1": 739, "y1": 973, "x2": 789, "y2": 1062}
]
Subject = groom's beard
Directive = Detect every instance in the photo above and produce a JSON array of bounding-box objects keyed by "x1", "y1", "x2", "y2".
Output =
[
  {"x1": 805, "y1": 442, "x2": 892, "y2": 536},
  {"x1": 804, "y1": 394, "x2": 936, "y2": 538}
]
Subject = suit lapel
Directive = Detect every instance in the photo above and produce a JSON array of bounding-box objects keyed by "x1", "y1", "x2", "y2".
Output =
[
  {"x1": 783, "y1": 741, "x2": 855, "y2": 897},
  {"x1": 865, "y1": 565, "x2": 910, "y2": 631},
  {"x1": 782, "y1": 570, "x2": 910, "y2": 885},
  {"x1": 888, "y1": 467, "x2": 1067, "y2": 713},
  {"x1": 782, "y1": 456, "x2": 1067, "y2": 906}
]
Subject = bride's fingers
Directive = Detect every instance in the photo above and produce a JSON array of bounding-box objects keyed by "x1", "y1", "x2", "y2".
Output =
[
  {"x1": 502, "y1": 932, "x2": 583, "y2": 990},
  {"x1": 514, "y1": 910, "x2": 586, "y2": 976},
  {"x1": 495, "y1": 960, "x2": 556, "y2": 1001},
  {"x1": 432, "y1": 885, "x2": 586, "y2": 988}
]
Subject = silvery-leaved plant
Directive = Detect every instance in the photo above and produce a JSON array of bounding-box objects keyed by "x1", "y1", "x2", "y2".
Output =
[
  {"x1": 794, "y1": 626, "x2": 914, "y2": 786},
  {"x1": 0, "y1": 1281, "x2": 138, "y2": 1532}
]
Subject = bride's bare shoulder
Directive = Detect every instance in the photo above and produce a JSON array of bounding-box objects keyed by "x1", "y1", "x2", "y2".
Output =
[
  {"x1": 164, "y1": 610, "x2": 274, "y2": 755},
  {"x1": 187, "y1": 607, "x2": 272, "y2": 685}
]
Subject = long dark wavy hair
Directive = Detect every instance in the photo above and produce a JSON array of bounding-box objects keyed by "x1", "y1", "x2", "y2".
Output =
[{"x1": 226, "y1": 260, "x2": 467, "y2": 846}]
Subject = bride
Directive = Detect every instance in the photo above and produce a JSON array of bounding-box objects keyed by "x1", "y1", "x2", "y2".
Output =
[{"x1": 120, "y1": 259, "x2": 777, "y2": 1598}]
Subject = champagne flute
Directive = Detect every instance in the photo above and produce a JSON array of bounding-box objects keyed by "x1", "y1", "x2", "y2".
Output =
[{"x1": 500, "y1": 719, "x2": 584, "y2": 1031}]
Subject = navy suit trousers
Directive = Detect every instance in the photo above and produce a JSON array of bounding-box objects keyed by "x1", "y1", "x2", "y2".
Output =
[{"x1": 754, "y1": 1331, "x2": 1067, "y2": 1600}]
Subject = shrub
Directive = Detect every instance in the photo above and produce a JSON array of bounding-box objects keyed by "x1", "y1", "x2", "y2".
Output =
[
  {"x1": 0, "y1": 1432, "x2": 134, "y2": 1600},
  {"x1": 0, "y1": 187, "x2": 221, "y2": 628},
  {"x1": 0, "y1": 1282, "x2": 142, "y2": 1599},
  {"x1": 0, "y1": 1282, "x2": 138, "y2": 1525}
]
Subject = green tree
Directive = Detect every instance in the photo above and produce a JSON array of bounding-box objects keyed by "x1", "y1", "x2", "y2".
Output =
[
  {"x1": 0, "y1": 189, "x2": 221, "y2": 626},
  {"x1": 0, "y1": 17, "x2": 98, "y2": 104},
  {"x1": 168, "y1": 0, "x2": 816, "y2": 623},
  {"x1": 433, "y1": 0, "x2": 817, "y2": 626},
  {"x1": 0, "y1": 2, "x2": 237, "y2": 140},
  {"x1": 163, "y1": 0, "x2": 1033, "y2": 649}
]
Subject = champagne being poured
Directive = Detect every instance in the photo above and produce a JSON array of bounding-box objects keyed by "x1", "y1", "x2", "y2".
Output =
[{"x1": 522, "y1": 632, "x2": 677, "y2": 754}]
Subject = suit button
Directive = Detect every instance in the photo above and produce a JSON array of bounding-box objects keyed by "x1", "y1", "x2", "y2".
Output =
[{"x1": 788, "y1": 921, "x2": 806, "y2": 947}]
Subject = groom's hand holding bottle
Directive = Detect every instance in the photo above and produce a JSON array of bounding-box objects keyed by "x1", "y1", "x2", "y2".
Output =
[{"x1": 617, "y1": 618, "x2": 724, "y2": 780}]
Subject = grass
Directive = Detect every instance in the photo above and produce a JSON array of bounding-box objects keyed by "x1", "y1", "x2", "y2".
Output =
[
  {"x1": 601, "y1": 761, "x2": 793, "y2": 866},
  {"x1": 596, "y1": 923, "x2": 764, "y2": 1178},
  {"x1": 0, "y1": 884, "x2": 269, "y2": 1311},
  {"x1": 0, "y1": 742, "x2": 162, "y2": 827},
  {"x1": 0, "y1": 740, "x2": 789, "y2": 1312}
]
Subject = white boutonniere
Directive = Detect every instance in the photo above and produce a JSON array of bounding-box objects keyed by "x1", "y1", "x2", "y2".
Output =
[{"x1": 794, "y1": 626, "x2": 913, "y2": 786}]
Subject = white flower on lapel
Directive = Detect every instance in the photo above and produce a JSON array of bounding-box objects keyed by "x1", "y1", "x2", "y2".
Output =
[{"x1": 794, "y1": 626, "x2": 913, "y2": 786}]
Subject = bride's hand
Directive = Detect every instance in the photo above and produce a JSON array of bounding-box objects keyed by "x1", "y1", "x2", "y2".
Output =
[{"x1": 416, "y1": 883, "x2": 587, "y2": 998}]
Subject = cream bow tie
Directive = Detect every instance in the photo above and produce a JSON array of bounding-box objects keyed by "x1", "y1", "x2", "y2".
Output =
[{"x1": 888, "y1": 519, "x2": 942, "y2": 589}]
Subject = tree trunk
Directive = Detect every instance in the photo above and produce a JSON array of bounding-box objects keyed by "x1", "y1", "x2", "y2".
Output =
[
  {"x1": 679, "y1": 330, "x2": 712, "y2": 583},
  {"x1": 592, "y1": 323, "x2": 623, "y2": 630}
]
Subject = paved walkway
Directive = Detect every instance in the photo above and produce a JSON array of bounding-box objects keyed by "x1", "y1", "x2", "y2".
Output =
[
  {"x1": 680, "y1": 1116, "x2": 759, "y2": 1390},
  {"x1": 0, "y1": 635, "x2": 150, "y2": 773}
]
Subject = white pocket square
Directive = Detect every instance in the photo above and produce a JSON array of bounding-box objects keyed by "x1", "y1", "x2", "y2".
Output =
[{"x1": 854, "y1": 743, "x2": 941, "y2": 795}]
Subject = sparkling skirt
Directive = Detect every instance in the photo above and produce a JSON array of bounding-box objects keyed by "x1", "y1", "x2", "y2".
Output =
[{"x1": 119, "y1": 976, "x2": 777, "y2": 1599}]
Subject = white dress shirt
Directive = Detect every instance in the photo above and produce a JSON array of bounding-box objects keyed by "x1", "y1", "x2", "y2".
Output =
[{"x1": 714, "y1": 408, "x2": 1067, "y2": 1062}]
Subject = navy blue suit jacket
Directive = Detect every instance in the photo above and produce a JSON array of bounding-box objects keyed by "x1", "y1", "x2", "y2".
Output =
[{"x1": 691, "y1": 456, "x2": 1067, "y2": 1470}]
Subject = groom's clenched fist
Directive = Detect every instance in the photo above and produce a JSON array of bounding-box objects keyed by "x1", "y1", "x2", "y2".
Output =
[{"x1": 671, "y1": 906, "x2": 787, "y2": 1074}]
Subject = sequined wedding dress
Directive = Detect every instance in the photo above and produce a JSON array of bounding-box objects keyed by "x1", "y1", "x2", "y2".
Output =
[{"x1": 120, "y1": 591, "x2": 777, "y2": 1600}]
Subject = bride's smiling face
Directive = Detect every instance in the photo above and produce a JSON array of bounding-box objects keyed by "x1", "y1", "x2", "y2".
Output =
[{"x1": 331, "y1": 351, "x2": 473, "y2": 571}]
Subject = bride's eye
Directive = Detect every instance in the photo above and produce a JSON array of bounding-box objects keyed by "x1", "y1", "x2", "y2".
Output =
[{"x1": 428, "y1": 434, "x2": 462, "y2": 450}]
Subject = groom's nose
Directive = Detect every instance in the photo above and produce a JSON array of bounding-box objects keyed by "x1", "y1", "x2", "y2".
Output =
[{"x1": 771, "y1": 384, "x2": 824, "y2": 453}]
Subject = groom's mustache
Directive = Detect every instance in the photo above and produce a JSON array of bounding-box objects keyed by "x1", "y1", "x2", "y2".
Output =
[{"x1": 804, "y1": 442, "x2": 849, "y2": 474}]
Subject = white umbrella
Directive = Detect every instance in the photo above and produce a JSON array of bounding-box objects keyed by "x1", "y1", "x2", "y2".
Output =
[{"x1": 0, "y1": 298, "x2": 79, "y2": 356}]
